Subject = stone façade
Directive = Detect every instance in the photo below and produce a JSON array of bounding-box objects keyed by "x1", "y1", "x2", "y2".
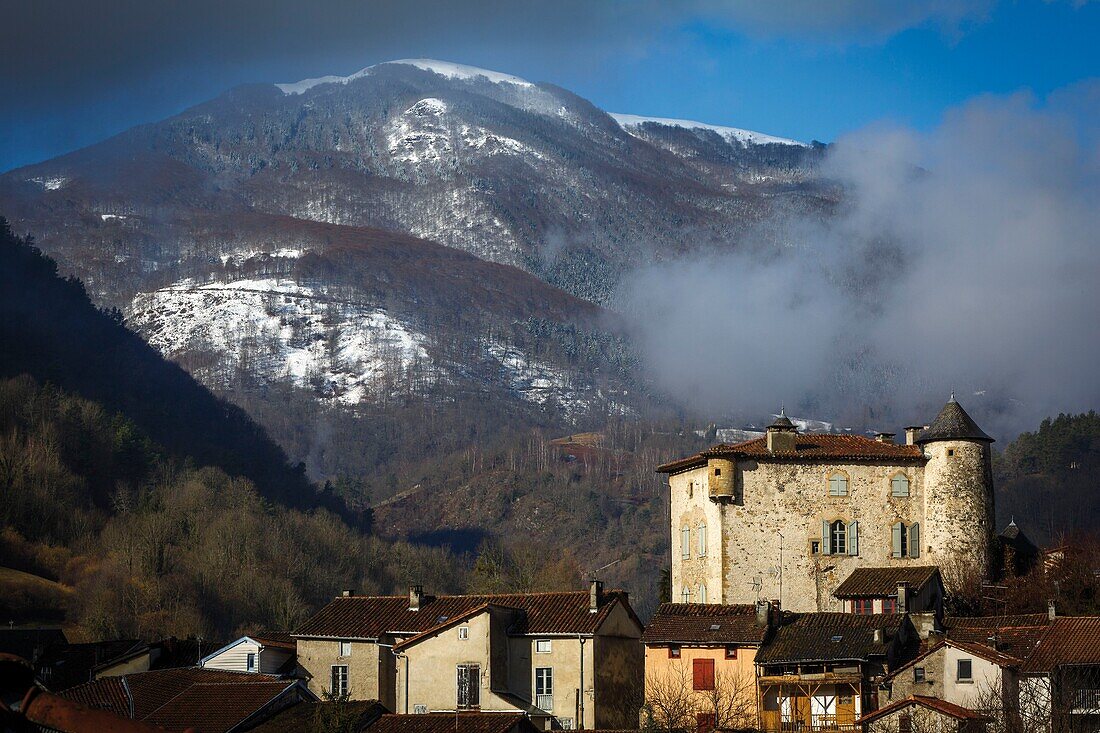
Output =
[{"x1": 657, "y1": 400, "x2": 994, "y2": 613}]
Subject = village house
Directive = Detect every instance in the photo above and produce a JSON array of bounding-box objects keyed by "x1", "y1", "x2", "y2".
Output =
[
  {"x1": 857, "y1": 695, "x2": 990, "y2": 733},
  {"x1": 199, "y1": 632, "x2": 297, "y2": 674},
  {"x1": 657, "y1": 398, "x2": 995, "y2": 613},
  {"x1": 883, "y1": 638, "x2": 1020, "y2": 709},
  {"x1": 640, "y1": 601, "x2": 776, "y2": 731},
  {"x1": 833, "y1": 567, "x2": 945, "y2": 618},
  {"x1": 755, "y1": 612, "x2": 919, "y2": 733},
  {"x1": 292, "y1": 582, "x2": 644, "y2": 730}
]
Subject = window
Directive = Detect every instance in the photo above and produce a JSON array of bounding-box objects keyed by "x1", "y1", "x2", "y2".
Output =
[
  {"x1": 668, "y1": 645, "x2": 681, "y2": 659},
  {"x1": 458, "y1": 627, "x2": 469, "y2": 640},
  {"x1": 828, "y1": 473, "x2": 848, "y2": 496},
  {"x1": 688, "y1": 481, "x2": 694, "y2": 499},
  {"x1": 338, "y1": 641, "x2": 352, "y2": 657},
  {"x1": 725, "y1": 646, "x2": 738, "y2": 660},
  {"x1": 947, "y1": 449, "x2": 955, "y2": 457},
  {"x1": 853, "y1": 599, "x2": 874, "y2": 615},
  {"x1": 811, "y1": 540, "x2": 821, "y2": 555},
  {"x1": 697, "y1": 713, "x2": 717, "y2": 733},
  {"x1": 882, "y1": 597, "x2": 898, "y2": 614},
  {"x1": 536, "y1": 639, "x2": 552, "y2": 654},
  {"x1": 692, "y1": 658, "x2": 715, "y2": 691},
  {"x1": 559, "y1": 719, "x2": 574, "y2": 730},
  {"x1": 698, "y1": 524, "x2": 707, "y2": 557},
  {"x1": 892, "y1": 522, "x2": 921, "y2": 558},
  {"x1": 892, "y1": 474, "x2": 910, "y2": 497},
  {"x1": 535, "y1": 667, "x2": 553, "y2": 711},
  {"x1": 714, "y1": 467, "x2": 721, "y2": 476},
  {"x1": 914, "y1": 667, "x2": 926, "y2": 682},
  {"x1": 899, "y1": 713, "x2": 912, "y2": 733},
  {"x1": 681, "y1": 588, "x2": 691, "y2": 603},
  {"x1": 681, "y1": 527, "x2": 691, "y2": 559},
  {"x1": 246, "y1": 652, "x2": 256, "y2": 672},
  {"x1": 957, "y1": 659, "x2": 973, "y2": 682},
  {"x1": 831, "y1": 520, "x2": 847, "y2": 555},
  {"x1": 698, "y1": 583, "x2": 707, "y2": 603},
  {"x1": 331, "y1": 665, "x2": 349, "y2": 696},
  {"x1": 457, "y1": 664, "x2": 481, "y2": 708}
]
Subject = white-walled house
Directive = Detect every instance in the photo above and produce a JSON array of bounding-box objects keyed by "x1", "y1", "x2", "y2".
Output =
[{"x1": 200, "y1": 633, "x2": 296, "y2": 675}]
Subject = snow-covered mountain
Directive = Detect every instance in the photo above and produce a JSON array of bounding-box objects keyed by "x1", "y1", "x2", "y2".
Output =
[{"x1": 0, "y1": 59, "x2": 826, "y2": 462}]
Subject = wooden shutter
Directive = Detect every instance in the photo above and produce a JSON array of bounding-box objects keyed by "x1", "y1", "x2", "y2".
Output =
[
  {"x1": 697, "y1": 713, "x2": 717, "y2": 733},
  {"x1": 847, "y1": 521, "x2": 859, "y2": 556},
  {"x1": 822, "y1": 520, "x2": 832, "y2": 555},
  {"x1": 693, "y1": 658, "x2": 715, "y2": 691},
  {"x1": 909, "y1": 523, "x2": 920, "y2": 558},
  {"x1": 892, "y1": 523, "x2": 903, "y2": 558}
]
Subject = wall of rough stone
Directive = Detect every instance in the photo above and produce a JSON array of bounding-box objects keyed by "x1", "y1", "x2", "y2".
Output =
[
  {"x1": 669, "y1": 469, "x2": 726, "y2": 604},
  {"x1": 922, "y1": 440, "x2": 995, "y2": 582}
]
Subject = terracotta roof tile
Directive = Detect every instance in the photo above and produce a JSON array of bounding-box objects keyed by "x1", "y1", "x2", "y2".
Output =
[
  {"x1": 858, "y1": 695, "x2": 989, "y2": 725},
  {"x1": 1022, "y1": 616, "x2": 1100, "y2": 673},
  {"x1": 248, "y1": 700, "x2": 386, "y2": 733},
  {"x1": 252, "y1": 631, "x2": 296, "y2": 650},
  {"x1": 367, "y1": 713, "x2": 537, "y2": 733},
  {"x1": 64, "y1": 677, "x2": 130, "y2": 718},
  {"x1": 294, "y1": 590, "x2": 636, "y2": 640},
  {"x1": 944, "y1": 615, "x2": 1052, "y2": 660},
  {"x1": 658, "y1": 434, "x2": 924, "y2": 473},
  {"x1": 833, "y1": 567, "x2": 941, "y2": 598},
  {"x1": 143, "y1": 680, "x2": 295, "y2": 733},
  {"x1": 642, "y1": 604, "x2": 769, "y2": 645},
  {"x1": 755, "y1": 613, "x2": 910, "y2": 665}
]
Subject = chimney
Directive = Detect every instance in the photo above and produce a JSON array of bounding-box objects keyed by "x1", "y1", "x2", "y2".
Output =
[
  {"x1": 1048, "y1": 599, "x2": 1057, "y2": 621},
  {"x1": 766, "y1": 408, "x2": 798, "y2": 453},
  {"x1": 875, "y1": 432, "x2": 896, "y2": 444},
  {"x1": 904, "y1": 427, "x2": 923, "y2": 445},
  {"x1": 341, "y1": 589, "x2": 354, "y2": 598},
  {"x1": 409, "y1": 585, "x2": 424, "y2": 611},
  {"x1": 987, "y1": 632, "x2": 1000, "y2": 651},
  {"x1": 755, "y1": 600, "x2": 770, "y2": 627},
  {"x1": 873, "y1": 628, "x2": 884, "y2": 644},
  {"x1": 896, "y1": 581, "x2": 909, "y2": 614},
  {"x1": 589, "y1": 579, "x2": 604, "y2": 613}
]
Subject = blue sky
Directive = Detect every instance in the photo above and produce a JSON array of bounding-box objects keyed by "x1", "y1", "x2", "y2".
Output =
[{"x1": 1, "y1": 0, "x2": 1097, "y2": 171}]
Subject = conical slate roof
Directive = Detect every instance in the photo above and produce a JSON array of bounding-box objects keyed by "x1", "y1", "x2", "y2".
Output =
[
  {"x1": 768, "y1": 407, "x2": 796, "y2": 430},
  {"x1": 916, "y1": 398, "x2": 993, "y2": 444}
]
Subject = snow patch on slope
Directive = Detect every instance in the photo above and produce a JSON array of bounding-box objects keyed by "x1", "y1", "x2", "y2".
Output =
[
  {"x1": 277, "y1": 58, "x2": 532, "y2": 95},
  {"x1": 610, "y1": 113, "x2": 807, "y2": 147},
  {"x1": 30, "y1": 176, "x2": 69, "y2": 190}
]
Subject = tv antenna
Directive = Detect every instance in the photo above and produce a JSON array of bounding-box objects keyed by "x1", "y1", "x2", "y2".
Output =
[{"x1": 587, "y1": 558, "x2": 622, "y2": 579}]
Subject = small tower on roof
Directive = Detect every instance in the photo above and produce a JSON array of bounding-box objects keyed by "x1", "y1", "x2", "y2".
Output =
[
  {"x1": 919, "y1": 396, "x2": 996, "y2": 578},
  {"x1": 766, "y1": 406, "x2": 798, "y2": 453}
]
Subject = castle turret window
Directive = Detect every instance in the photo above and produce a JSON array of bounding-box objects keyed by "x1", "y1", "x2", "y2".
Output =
[
  {"x1": 892, "y1": 522, "x2": 921, "y2": 558},
  {"x1": 829, "y1": 474, "x2": 848, "y2": 496},
  {"x1": 891, "y1": 474, "x2": 910, "y2": 497}
]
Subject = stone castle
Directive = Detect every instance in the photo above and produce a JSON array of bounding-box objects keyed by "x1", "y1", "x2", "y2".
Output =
[{"x1": 657, "y1": 397, "x2": 995, "y2": 612}]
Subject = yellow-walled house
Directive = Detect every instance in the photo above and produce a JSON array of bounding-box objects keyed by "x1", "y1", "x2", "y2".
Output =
[
  {"x1": 293, "y1": 582, "x2": 644, "y2": 730},
  {"x1": 641, "y1": 602, "x2": 776, "y2": 731}
]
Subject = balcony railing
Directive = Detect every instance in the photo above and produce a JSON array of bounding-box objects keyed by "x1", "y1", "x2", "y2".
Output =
[
  {"x1": 536, "y1": 695, "x2": 553, "y2": 712},
  {"x1": 1072, "y1": 689, "x2": 1100, "y2": 713},
  {"x1": 762, "y1": 714, "x2": 859, "y2": 733}
]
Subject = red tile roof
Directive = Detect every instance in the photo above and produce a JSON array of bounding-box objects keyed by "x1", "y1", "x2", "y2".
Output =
[
  {"x1": 642, "y1": 604, "x2": 769, "y2": 645},
  {"x1": 858, "y1": 695, "x2": 989, "y2": 725},
  {"x1": 945, "y1": 615, "x2": 1052, "y2": 661},
  {"x1": 62, "y1": 668, "x2": 303, "y2": 733},
  {"x1": 248, "y1": 700, "x2": 387, "y2": 733},
  {"x1": 294, "y1": 590, "x2": 637, "y2": 640},
  {"x1": 657, "y1": 434, "x2": 924, "y2": 473},
  {"x1": 755, "y1": 613, "x2": 911, "y2": 665},
  {"x1": 252, "y1": 631, "x2": 296, "y2": 650},
  {"x1": 833, "y1": 567, "x2": 941, "y2": 598},
  {"x1": 1022, "y1": 617, "x2": 1100, "y2": 673},
  {"x1": 367, "y1": 712, "x2": 538, "y2": 733}
]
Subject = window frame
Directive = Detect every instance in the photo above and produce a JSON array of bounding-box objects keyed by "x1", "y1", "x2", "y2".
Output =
[
  {"x1": 698, "y1": 583, "x2": 707, "y2": 604},
  {"x1": 681, "y1": 527, "x2": 691, "y2": 559},
  {"x1": 535, "y1": 666, "x2": 554, "y2": 711},
  {"x1": 338, "y1": 640, "x2": 352, "y2": 658},
  {"x1": 668, "y1": 645, "x2": 681, "y2": 659},
  {"x1": 535, "y1": 639, "x2": 552, "y2": 654},
  {"x1": 692, "y1": 658, "x2": 716, "y2": 691},
  {"x1": 957, "y1": 659, "x2": 973, "y2": 682},
  {"x1": 246, "y1": 652, "x2": 256, "y2": 672},
  {"x1": 830, "y1": 520, "x2": 847, "y2": 555},
  {"x1": 331, "y1": 664, "x2": 349, "y2": 697},
  {"x1": 882, "y1": 597, "x2": 898, "y2": 614},
  {"x1": 458, "y1": 626, "x2": 470, "y2": 640},
  {"x1": 457, "y1": 663, "x2": 481, "y2": 709},
  {"x1": 853, "y1": 599, "x2": 874, "y2": 615},
  {"x1": 725, "y1": 645, "x2": 738, "y2": 660},
  {"x1": 698, "y1": 524, "x2": 707, "y2": 557},
  {"x1": 914, "y1": 667, "x2": 926, "y2": 682}
]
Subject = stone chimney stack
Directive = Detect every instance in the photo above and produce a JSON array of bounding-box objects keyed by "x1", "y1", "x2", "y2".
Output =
[
  {"x1": 341, "y1": 589, "x2": 354, "y2": 598},
  {"x1": 755, "y1": 600, "x2": 769, "y2": 627},
  {"x1": 904, "y1": 427, "x2": 923, "y2": 445},
  {"x1": 873, "y1": 627, "x2": 884, "y2": 644},
  {"x1": 1049, "y1": 599, "x2": 1057, "y2": 620},
  {"x1": 896, "y1": 581, "x2": 909, "y2": 614},
  {"x1": 589, "y1": 579, "x2": 604, "y2": 613},
  {"x1": 409, "y1": 584, "x2": 424, "y2": 611},
  {"x1": 766, "y1": 408, "x2": 798, "y2": 453}
]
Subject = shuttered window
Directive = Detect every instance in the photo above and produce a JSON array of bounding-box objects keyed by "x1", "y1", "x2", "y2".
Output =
[
  {"x1": 692, "y1": 658, "x2": 715, "y2": 691},
  {"x1": 681, "y1": 527, "x2": 691, "y2": 559},
  {"x1": 830, "y1": 520, "x2": 847, "y2": 555},
  {"x1": 698, "y1": 583, "x2": 707, "y2": 603},
  {"x1": 697, "y1": 713, "x2": 717, "y2": 733},
  {"x1": 847, "y1": 521, "x2": 859, "y2": 556},
  {"x1": 829, "y1": 474, "x2": 848, "y2": 496},
  {"x1": 893, "y1": 522, "x2": 921, "y2": 558},
  {"x1": 698, "y1": 524, "x2": 707, "y2": 556},
  {"x1": 892, "y1": 475, "x2": 910, "y2": 497},
  {"x1": 909, "y1": 523, "x2": 920, "y2": 558}
]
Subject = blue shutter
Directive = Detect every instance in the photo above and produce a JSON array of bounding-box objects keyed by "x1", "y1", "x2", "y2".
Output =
[
  {"x1": 909, "y1": 523, "x2": 920, "y2": 558},
  {"x1": 892, "y1": 523, "x2": 903, "y2": 558},
  {"x1": 822, "y1": 520, "x2": 832, "y2": 555},
  {"x1": 847, "y1": 521, "x2": 859, "y2": 556}
]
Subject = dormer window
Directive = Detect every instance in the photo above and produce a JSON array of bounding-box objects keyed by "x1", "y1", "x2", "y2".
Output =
[{"x1": 828, "y1": 474, "x2": 848, "y2": 496}]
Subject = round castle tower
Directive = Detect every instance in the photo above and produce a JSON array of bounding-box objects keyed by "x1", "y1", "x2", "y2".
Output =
[{"x1": 917, "y1": 396, "x2": 996, "y2": 581}]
